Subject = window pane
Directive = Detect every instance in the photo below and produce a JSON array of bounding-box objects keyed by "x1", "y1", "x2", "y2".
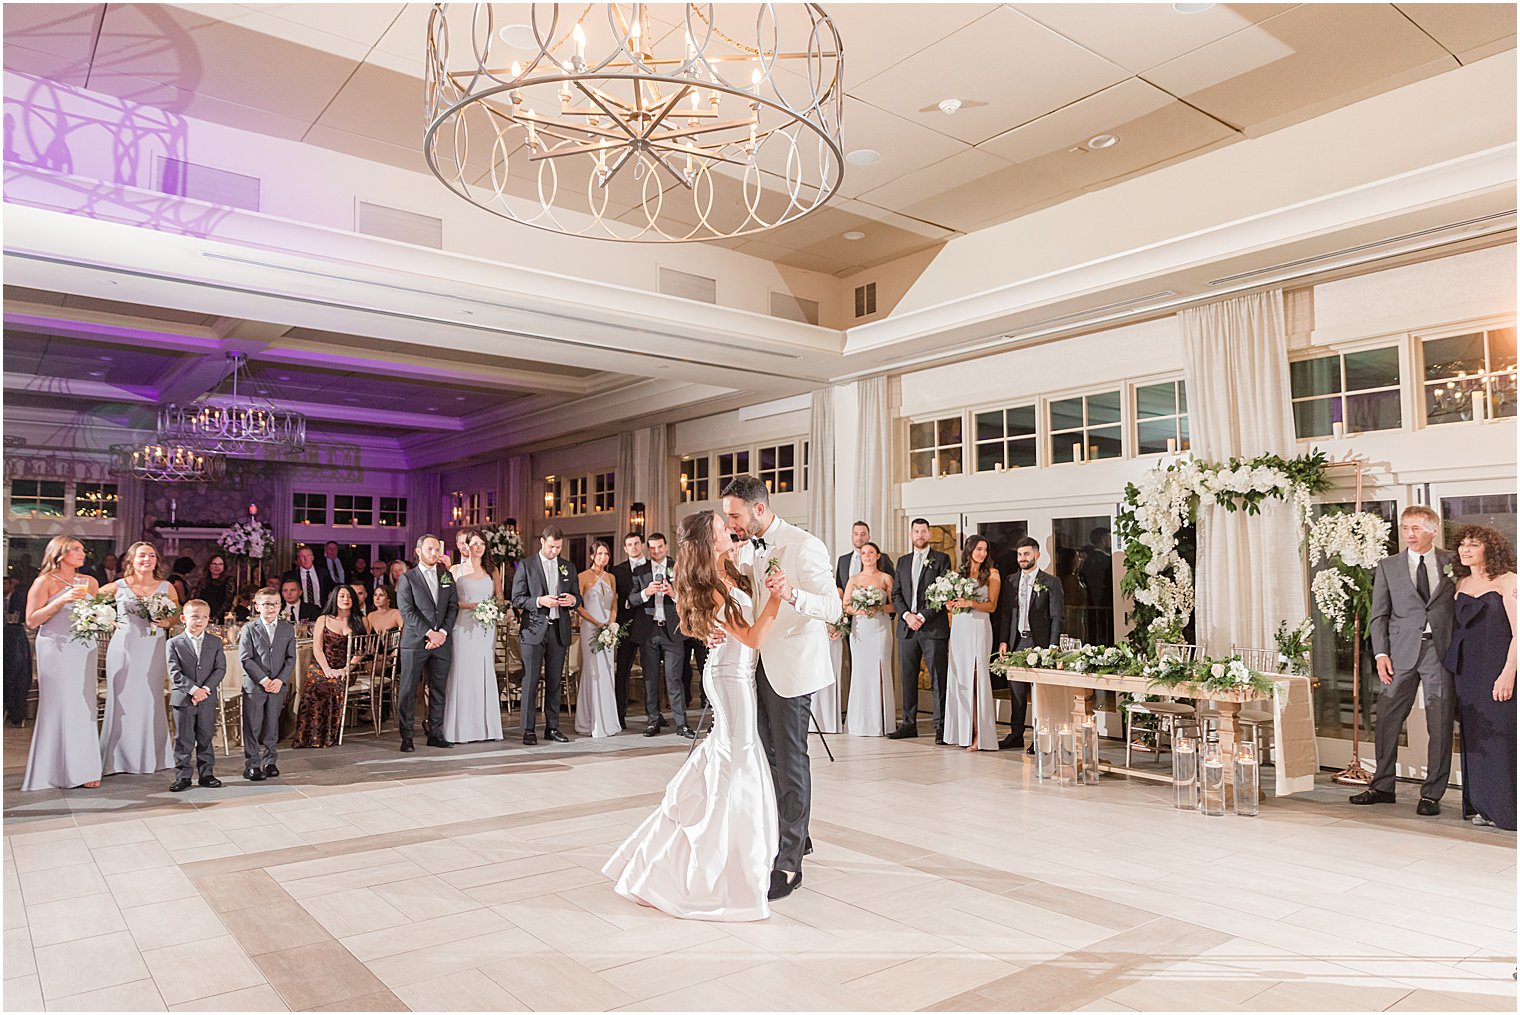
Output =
[
  {"x1": 1178, "y1": 382, "x2": 1188, "y2": 414},
  {"x1": 1344, "y1": 347, "x2": 1399, "y2": 391},
  {"x1": 774, "y1": 469, "x2": 795, "y2": 494},
  {"x1": 1087, "y1": 390, "x2": 1121, "y2": 426},
  {"x1": 937, "y1": 447, "x2": 962, "y2": 476},
  {"x1": 1490, "y1": 327, "x2": 1517, "y2": 371},
  {"x1": 1050, "y1": 437, "x2": 1080, "y2": 465},
  {"x1": 1290, "y1": 356, "x2": 1341, "y2": 397},
  {"x1": 759, "y1": 446, "x2": 777, "y2": 473},
  {"x1": 1007, "y1": 438, "x2": 1037, "y2": 469},
  {"x1": 735, "y1": 450, "x2": 749, "y2": 473},
  {"x1": 1426, "y1": 381, "x2": 1474, "y2": 426},
  {"x1": 1346, "y1": 389, "x2": 1401, "y2": 433},
  {"x1": 936, "y1": 416, "x2": 962, "y2": 446},
  {"x1": 778, "y1": 445, "x2": 794, "y2": 468},
  {"x1": 909, "y1": 421, "x2": 934, "y2": 452},
  {"x1": 1137, "y1": 418, "x2": 1178, "y2": 455},
  {"x1": 975, "y1": 442, "x2": 1003, "y2": 473},
  {"x1": 1423, "y1": 333, "x2": 1485, "y2": 381},
  {"x1": 1049, "y1": 397, "x2": 1083, "y2": 432},
  {"x1": 1007, "y1": 405, "x2": 1036, "y2": 437},
  {"x1": 1177, "y1": 414, "x2": 1192, "y2": 451},
  {"x1": 1088, "y1": 425, "x2": 1122, "y2": 460},
  {"x1": 910, "y1": 451, "x2": 934, "y2": 479},
  {"x1": 975, "y1": 411, "x2": 1003, "y2": 443},
  {"x1": 1136, "y1": 382, "x2": 1176, "y2": 419},
  {"x1": 1491, "y1": 368, "x2": 1517, "y2": 419},
  {"x1": 1294, "y1": 397, "x2": 1338, "y2": 438}
]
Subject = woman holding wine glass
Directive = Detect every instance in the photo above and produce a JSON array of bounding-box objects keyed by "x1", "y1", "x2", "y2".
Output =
[
  {"x1": 98, "y1": 542, "x2": 176, "y2": 776},
  {"x1": 21, "y1": 536, "x2": 104, "y2": 790}
]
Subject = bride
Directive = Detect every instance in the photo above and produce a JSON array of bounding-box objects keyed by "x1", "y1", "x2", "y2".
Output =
[{"x1": 603, "y1": 510, "x2": 783, "y2": 921}]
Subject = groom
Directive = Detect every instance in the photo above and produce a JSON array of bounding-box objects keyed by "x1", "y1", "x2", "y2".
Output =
[
  {"x1": 396, "y1": 534, "x2": 457, "y2": 752},
  {"x1": 721, "y1": 475, "x2": 842, "y2": 901}
]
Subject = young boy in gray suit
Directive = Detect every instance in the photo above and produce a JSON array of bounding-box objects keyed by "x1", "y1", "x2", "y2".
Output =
[
  {"x1": 166, "y1": 599, "x2": 225, "y2": 792},
  {"x1": 238, "y1": 587, "x2": 296, "y2": 782}
]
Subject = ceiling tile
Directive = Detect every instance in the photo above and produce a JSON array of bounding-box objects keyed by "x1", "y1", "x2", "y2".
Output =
[
  {"x1": 2, "y1": 42, "x2": 92, "y2": 89},
  {"x1": 1015, "y1": 3, "x2": 1297, "y2": 74},
  {"x1": 849, "y1": 6, "x2": 1128, "y2": 146},
  {"x1": 313, "y1": 60, "x2": 423, "y2": 148},
  {"x1": 298, "y1": 122, "x2": 428, "y2": 172},
  {"x1": 834, "y1": 97, "x2": 966, "y2": 199},
  {"x1": 856, "y1": 146, "x2": 1009, "y2": 214},
  {"x1": 824, "y1": 4, "x2": 999, "y2": 86},
  {"x1": 1145, "y1": 4, "x2": 1457, "y2": 133},
  {"x1": 862, "y1": 149, "x2": 1069, "y2": 234},
  {"x1": 1394, "y1": 4, "x2": 1516, "y2": 57},
  {"x1": 1, "y1": 4, "x2": 103, "y2": 62}
]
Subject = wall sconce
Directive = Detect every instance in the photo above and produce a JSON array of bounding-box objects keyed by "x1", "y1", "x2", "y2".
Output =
[{"x1": 628, "y1": 501, "x2": 647, "y2": 534}]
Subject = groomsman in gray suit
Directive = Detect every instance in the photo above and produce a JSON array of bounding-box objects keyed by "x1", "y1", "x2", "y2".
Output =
[
  {"x1": 511, "y1": 526, "x2": 581, "y2": 745},
  {"x1": 397, "y1": 534, "x2": 459, "y2": 752},
  {"x1": 237, "y1": 588, "x2": 296, "y2": 782},
  {"x1": 166, "y1": 599, "x2": 225, "y2": 792},
  {"x1": 1353, "y1": 504, "x2": 1457, "y2": 814}
]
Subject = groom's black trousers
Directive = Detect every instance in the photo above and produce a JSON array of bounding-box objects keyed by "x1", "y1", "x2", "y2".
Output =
[{"x1": 754, "y1": 659, "x2": 811, "y2": 874}]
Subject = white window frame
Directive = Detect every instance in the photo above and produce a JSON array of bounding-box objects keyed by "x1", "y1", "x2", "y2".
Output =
[
  {"x1": 1288, "y1": 339, "x2": 1405, "y2": 440},
  {"x1": 1415, "y1": 318, "x2": 1518, "y2": 428},
  {"x1": 1047, "y1": 387, "x2": 1124, "y2": 465},
  {"x1": 907, "y1": 413, "x2": 966, "y2": 479},
  {"x1": 756, "y1": 443, "x2": 798, "y2": 495},
  {"x1": 969, "y1": 403, "x2": 1039, "y2": 473},
  {"x1": 332, "y1": 494, "x2": 375, "y2": 528},
  {"x1": 1131, "y1": 377, "x2": 1190, "y2": 457},
  {"x1": 293, "y1": 491, "x2": 328, "y2": 526}
]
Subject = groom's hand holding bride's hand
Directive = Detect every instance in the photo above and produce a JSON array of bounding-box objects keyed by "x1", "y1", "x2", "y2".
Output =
[{"x1": 764, "y1": 570, "x2": 793, "y2": 604}]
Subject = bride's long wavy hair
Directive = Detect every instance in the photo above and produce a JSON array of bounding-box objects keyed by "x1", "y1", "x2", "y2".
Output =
[{"x1": 675, "y1": 511, "x2": 752, "y2": 642}]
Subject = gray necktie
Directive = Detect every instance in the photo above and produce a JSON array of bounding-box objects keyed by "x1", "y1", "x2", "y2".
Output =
[
  {"x1": 1020, "y1": 573, "x2": 1033, "y2": 636},
  {"x1": 912, "y1": 552, "x2": 925, "y2": 609}
]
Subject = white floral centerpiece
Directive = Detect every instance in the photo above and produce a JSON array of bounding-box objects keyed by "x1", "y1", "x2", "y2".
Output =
[
  {"x1": 1274, "y1": 618, "x2": 1313, "y2": 675},
  {"x1": 134, "y1": 591, "x2": 179, "y2": 633},
  {"x1": 1307, "y1": 510, "x2": 1390, "y2": 636},
  {"x1": 71, "y1": 592, "x2": 119, "y2": 643},
  {"x1": 473, "y1": 598, "x2": 506, "y2": 627},
  {"x1": 480, "y1": 524, "x2": 525, "y2": 563},
  {"x1": 848, "y1": 586, "x2": 887, "y2": 617},
  {"x1": 217, "y1": 518, "x2": 272, "y2": 560},
  {"x1": 591, "y1": 621, "x2": 626, "y2": 655},
  {"x1": 926, "y1": 573, "x2": 981, "y2": 615}
]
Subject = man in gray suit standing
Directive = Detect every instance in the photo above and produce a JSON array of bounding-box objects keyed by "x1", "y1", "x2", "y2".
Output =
[
  {"x1": 397, "y1": 534, "x2": 459, "y2": 752},
  {"x1": 237, "y1": 588, "x2": 296, "y2": 782},
  {"x1": 1353, "y1": 505, "x2": 1457, "y2": 815},
  {"x1": 167, "y1": 599, "x2": 225, "y2": 792}
]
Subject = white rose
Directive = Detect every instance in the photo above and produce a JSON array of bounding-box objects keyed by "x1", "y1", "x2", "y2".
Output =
[
  {"x1": 1026, "y1": 652, "x2": 1040, "y2": 667},
  {"x1": 1210, "y1": 662, "x2": 1225, "y2": 679},
  {"x1": 93, "y1": 605, "x2": 116, "y2": 624}
]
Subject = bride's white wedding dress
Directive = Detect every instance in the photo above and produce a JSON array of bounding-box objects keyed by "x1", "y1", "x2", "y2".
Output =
[{"x1": 603, "y1": 587, "x2": 777, "y2": 921}]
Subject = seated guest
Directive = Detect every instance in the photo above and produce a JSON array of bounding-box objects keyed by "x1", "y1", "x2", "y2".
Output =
[
  {"x1": 262, "y1": 573, "x2": 282, "y2": 592},
  {"x1": 166, "y1": 599, "x2": 225, "y2": 792},
  {"x1": 237, "y1": 588, "x2": 294, "y2": 781},
  {"x1": 293, "y1": 585, "x2": 361, "y2": 749},
  {"x1": 386, "y1": 558, "x2": 408, "y2": 592},
  {"x1": 319, "y1": 541, "x2": 347, "y2": 590},
  {"x1": 996, "y1": 537, "x2": 1064, "y2": 750},
  {"x1": 278, "y1": 579, "x2": 320, "y2": 624},
  {"x1": 348, "y1": 581, "x2": 370, "y2": 617},
  {"x1": 283, "y1": 546, "x2": 332, "y2": 613},
  {"x1": 1353, "y1": 505, "x2": 1456, "y2": 815},
  {"x1": 368, "y1": 559, "x2": 389, "y2": 593},
  {"x1": 351, "y1": 556, "x2": 372, "y2": 594},
  {"x1": 198, "y1": 554, "x2": 232, "y2": 619},
  {"x1": 101, "y1": 553, "x2": 120, "y2": 583},
  {"x1": 1445, "y1": 525, "x2": 1516, "y2": 830},
  {"x1": 366, "y1": 584, "x2": 403, "y2": 636}
]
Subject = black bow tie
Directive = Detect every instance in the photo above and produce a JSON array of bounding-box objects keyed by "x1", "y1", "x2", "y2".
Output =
[{"x1": 752, "y1": 537, "x2": 767, "y2": 550}]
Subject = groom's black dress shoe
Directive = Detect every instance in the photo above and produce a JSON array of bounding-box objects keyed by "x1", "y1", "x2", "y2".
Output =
[
  {"x1": 522, "y1": 731, "x2": 538, "y2": 746},
  {"x1": 263, "y1": 765, "x2": 279, "y2": 778},
  {"x1": 199, "y1": 777, "x2": 223, "y2": 789},
  {"x1": 804, "y1": 837, "x2": 814, "y2": 856},
  {"x1": 1349, "y1": 789, "x2": 1396, "y2": 806},
  {"x1": 998, "y1": 734, "x2": 1024, "y2": 750},
  {"x1": 643, "y1": 723, "x2": 660, "y2": 737},
  {"x1": 243, "y1": 767, "x2": 266, "y2": 781},
  {"x1": 887, "y1": 725, "x2": 918, "y2": 740},
  {"x1": 169, "y1": 778, "x2": 192, "y2": 793},
  {"x1": 676, "y1": 725, "x2": 697, "y2": 740},
  {"x1": 767, "y1": 869, "x2": 802, "y2": 901},
  {"x1": 544, "y1": 729, "x2": 569, "y2": 743},
  {"x1": 399, "y1": 739, "x2": 415, "y2": 753},
  {"x1": 1417, "y1": 797, "x2": 1441, "y2": 816},
  {"x1": 426, "y1": 736, "x2": 453, "y2": 749}
]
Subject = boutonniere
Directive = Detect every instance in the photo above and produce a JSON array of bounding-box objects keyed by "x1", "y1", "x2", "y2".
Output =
[
  {"x1": 558, "y1": 564, "x2": 570, "y2": 578},
  {"x1": 1443, "y1": 563, "x2": 1457, "y2": 581},
  {"x1": 439, "y1": 572, "x2": 454, "y2": 587},
  {"x1": 765, "y1": 556, "x2": 782, "y2": 576}
]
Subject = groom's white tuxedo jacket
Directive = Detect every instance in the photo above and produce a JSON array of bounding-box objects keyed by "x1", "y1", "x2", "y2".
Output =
[{"x1": 735, "y1": 514, "x2": 843, "y2": 699}]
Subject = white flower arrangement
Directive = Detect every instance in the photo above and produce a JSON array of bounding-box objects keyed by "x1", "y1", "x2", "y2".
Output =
[
  {"x1": 480, "y1": 524, "x2": 525, "y2": 563},
  {"x1": 134, "y1": 591, "x2": 179, "y2": 633},
  {"x1": 71, "y1": 593, "x2": 119, "y2": 643},
  {"x1": 591, "y1": 621, "x2": 626, "y2": 654},
  {"x1": 926, "y1": 573, "x2": 981, "y2": 615},
  {"x1": 1310, "y1": 568, "x2": 1355, "y2": 632},
  {"x1": 848, "y1": 586, "x2": 887, "y2": 617},
  {"x1": 1307, "y1": 510, "x2": 1390, "y2": 637},
  {"x1": 217, "y1": 519, "x2": 272, "y2": 559},
  {"x1": 473, "y1": 598, "x2": 505, "y2": 627}
]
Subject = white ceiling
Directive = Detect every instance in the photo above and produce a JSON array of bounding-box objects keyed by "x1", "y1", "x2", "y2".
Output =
[{"x1": 3, "y1": 3, "x2": 1513, "y2": 274}]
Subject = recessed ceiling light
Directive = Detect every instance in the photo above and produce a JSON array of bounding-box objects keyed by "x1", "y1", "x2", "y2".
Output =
[
  {"x1": 1172, "y1": 2, "x2": 1215, "y2": 12},
  {"x1": 845, "y1": 148, "x2": 881, "y2": 166},
  {"x1": 1088, "y1": 134, "x2": 1119, "y2": 149},
  {"x1": 459, "y1": 310, "x2": 474, "y2": 316},
  {"x1": 453, "y1": 395, "x2": 467, "y2": 401},
  {"x1": 343, "y1": 397, "x2": 360, "y2": 404},
  {"x1": 842, "y1": 230, "x2": 866, "y2": 241},
  {"x1": 276, "y1": 374, "x2": 291, "y2": 381},
  {"x1": 98, "y1": 354, "x2": 114, "y2": 362},
  {"x1": 499, "y1": 23, "x2": 538, "y2": 48},
  {"x1": 426, "y1": 406, "x2": 440, "y2": 412},
  {"x1": 88, "y1": 370, "x2": 106, "y2": 377}
]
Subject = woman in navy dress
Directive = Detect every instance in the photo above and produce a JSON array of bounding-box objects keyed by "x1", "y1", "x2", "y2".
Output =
[{"x1": 1443, "y1": 525, "x2": 1516, "y2": 830}]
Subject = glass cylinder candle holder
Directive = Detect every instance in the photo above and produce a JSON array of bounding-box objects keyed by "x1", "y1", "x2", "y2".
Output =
[
  {"x1": 1233, "y1": 741, "x2": 1260, "y2": 817},
  {"x1": 1056, "y1": 722, "x2": 1078, "y2": 786},
  {"x1": 1035, "y1": 718, "x2": 1055, "y2": 780},
  {"x1": 1172, "y1": 735, "x2": 1198, "y2": 810},
  {"x1": 1201, "y1": 743, "x2": 1226, "y2": 816},
  {"x1": 1080, "y1": 715, "x2": 1100, "y2": 784}
]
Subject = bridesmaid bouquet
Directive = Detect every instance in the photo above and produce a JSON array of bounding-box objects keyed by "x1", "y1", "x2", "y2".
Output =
[
  {"x1": 134, "y1": 592, "x2": 179, "y2": 632},
  {"x1": 848, "y1": 586, "x2": 887, "y2": 617},
  {"x1": 473, "y1": 598, "x2": 506, "y2": 627},
  {"x1": 70, "y1": 593, "x2": 119, "y2": 643},
  {"x1": 927, "y1": 573, "x2": 981, "y2": 615},
  {"x1": 591, "y1": 621, "x2": 626, "y2": 655},
  {"x1": 827, "y1": 614, "x2": 852, "y2": 640},
  {"x1": 480, "y1": 524, "x2": 525, "y2": 563}
]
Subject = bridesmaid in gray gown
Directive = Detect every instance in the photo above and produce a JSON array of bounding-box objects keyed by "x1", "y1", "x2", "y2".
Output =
[
  {"x1": 442, "y1": 530, "x2": 504, "y2": 744},
  {"x1": 21, "y1": 535, "x2": 104, "y2": 791},
  {"x1": 98, "y1": 542, "x2": 177, "y2": 775}
]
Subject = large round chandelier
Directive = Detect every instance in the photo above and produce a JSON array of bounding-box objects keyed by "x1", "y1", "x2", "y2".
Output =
[
  {"x1": 110, "y1": 443, "x2": 228, "y2": 484},
  {"x1": 423, "y1": 4, "x2": 845, "y2": 242},
  {"x1": 157, "y1": 353, "x2": 306, "y2": 457}
]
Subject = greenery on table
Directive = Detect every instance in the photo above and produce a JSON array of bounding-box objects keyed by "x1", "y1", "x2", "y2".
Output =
[{"x1": 991, "y1": 643, "x2": 1276, "y2": 698}]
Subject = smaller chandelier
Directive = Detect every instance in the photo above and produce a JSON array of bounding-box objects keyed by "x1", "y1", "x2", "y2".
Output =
[
  {"x1": 158, "y1": 353, "x2": 306, "y2": 457},
  {"x1": 110, "y1": 443, "x2": 227, "y2": 484},
  {"x1": 423, "y1": 4, "x2": 845, "y2": 242}
]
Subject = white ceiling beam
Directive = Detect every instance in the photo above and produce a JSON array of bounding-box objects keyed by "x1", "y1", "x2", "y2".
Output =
[{"x1": 257, "y1": 343, "x2": 596, "y2": 396}]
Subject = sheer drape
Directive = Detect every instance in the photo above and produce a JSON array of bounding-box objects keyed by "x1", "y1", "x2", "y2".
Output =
[
  {"x1": 505, "y1": 454, "x2": 533, "y2": 538},
  {"x1": 807, "y1": 387, "x2": 835, "y2": 544},
  {"x1": 636, "y1": 425, "x2": 671, "y2": 541},
  {"x1": 853, "y1": 376, "x2": 890, "y2": 539},
  {"x1": 1179, "y1": 289, "x2": 1307, "y2": 654}
]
